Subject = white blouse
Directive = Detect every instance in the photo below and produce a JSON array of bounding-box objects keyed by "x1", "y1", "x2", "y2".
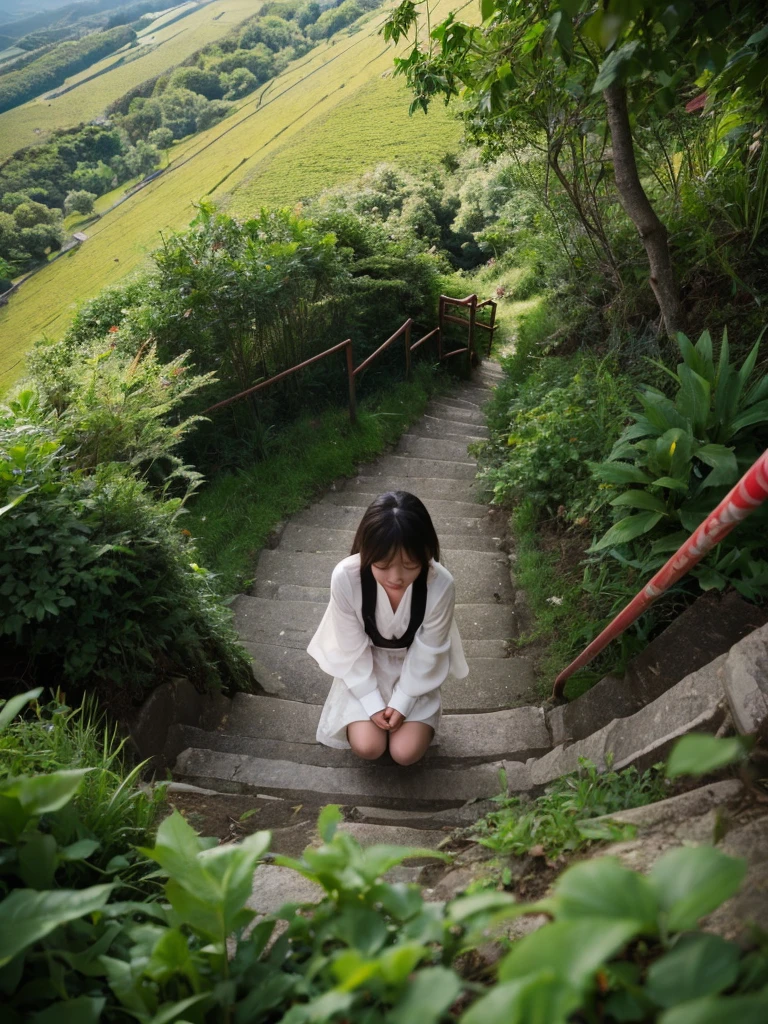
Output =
[{"x1": 307, "y1": 553, "x2": 468, "y2": 728}]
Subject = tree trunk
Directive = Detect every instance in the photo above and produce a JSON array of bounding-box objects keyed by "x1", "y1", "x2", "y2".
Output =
[{"x1": 603, "y1": 83, "x2": 685, "y2": 337}]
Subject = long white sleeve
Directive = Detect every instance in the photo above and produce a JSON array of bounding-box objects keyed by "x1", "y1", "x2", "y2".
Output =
[
  {"x1": 306, "y1": 562, "x2": 386, "y2": 716},
  {"x1": 387, "y1": 579, "x2": 460, "y2": 719}
]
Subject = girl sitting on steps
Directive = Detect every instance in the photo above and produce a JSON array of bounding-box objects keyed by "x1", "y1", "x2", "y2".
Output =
[{"x1": 307, "y1": 491, "x2": 468, "y2": 765}]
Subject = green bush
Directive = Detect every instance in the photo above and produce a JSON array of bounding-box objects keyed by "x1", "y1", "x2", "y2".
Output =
[
  {"x1": 2, "y1": 689, "x2": 766, "y2": 1024},
  {"x1": 590, "y1": 327, "x2": 768, "y2": 598},
  {"x1": 475, "y1": 354, "x2": 632, "y2": 521},
  {"x1": 0, "y1": 348, "x2": 250, "y2": 701}
]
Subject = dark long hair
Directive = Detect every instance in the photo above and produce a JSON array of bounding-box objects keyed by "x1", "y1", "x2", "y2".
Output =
[{"x1": 351, "y1": 491, "x2": 440, "y2": 569}]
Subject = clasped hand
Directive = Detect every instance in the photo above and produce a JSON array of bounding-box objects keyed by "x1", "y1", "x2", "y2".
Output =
[{"x1": 371, "y1": 707, "x2": 405, "y2": 732}]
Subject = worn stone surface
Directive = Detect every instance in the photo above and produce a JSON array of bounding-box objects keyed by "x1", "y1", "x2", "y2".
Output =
[
  {"x1": 254, "y1": 549, "x2": 515, "y2": 605},
  {"x1": 395, "y1": 435, "x2": 477, "y2": 464},
  {"x1": 426, "y1": 403, "x2": 487, "y2": 427},
  {"x1": 240, "y1": 639, "x2": 534, "y2": 709},
  {"x1": 130, "y1": 678, "x2": 229, "y2": 770},
  {"x1": 249, "y1": 865, "x2": 323, "y2": 915},
  {"x1": 549, "y1": 591, "x2": 768, "y2": 745},
  {"x1": 350, "y1": 801, "x2": 497, "y2": 829},
  {"x1": 174, "y1": 748, "x2": 507, "y2": 808},
  {"x1": 723, "y1": 622, "x2": 768, "y2": 734},
  {"x1": 321, "y1": 490, "x2": 486, "y2": 518},
  {"x1": 233, "y1": 596, "x2": 518, "y2": 648},
  {"x1": 342, "y1": 474, "x2": 482, "y2": 502},
  {"x1": 532, "y1": 656, "x2": 728, "y2": 786},
  {"x1": 278, "y1": 524, "x2": 500, "y2": 555},
  {"x1": 407, "y1": 418, "x2": 488, "y2": 442}
]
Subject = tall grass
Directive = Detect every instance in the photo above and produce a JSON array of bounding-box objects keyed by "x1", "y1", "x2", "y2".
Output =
[{"x1": 0, "y1": 693, "x2": 164, "y2": 874}]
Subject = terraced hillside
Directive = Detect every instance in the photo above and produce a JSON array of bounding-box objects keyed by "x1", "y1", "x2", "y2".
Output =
[
  {"x1": 0, "y1": 3, "x2": 464, "y2": 385},
  {"x1": 0, "y1": 0, "x2": 258, "y2": 159}
]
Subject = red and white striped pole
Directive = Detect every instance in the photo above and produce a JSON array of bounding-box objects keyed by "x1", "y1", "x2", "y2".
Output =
[{"x1": 553, "y1": 448, "x2": 768, "y2": 699}]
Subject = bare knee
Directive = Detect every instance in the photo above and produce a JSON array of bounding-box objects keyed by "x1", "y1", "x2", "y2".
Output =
[
  {"x1": 347, "y1": 722, "x2": 387, "y2": 761},
  {"x1": 389, "y1": 725, "x2": 432, "y2": 766}
]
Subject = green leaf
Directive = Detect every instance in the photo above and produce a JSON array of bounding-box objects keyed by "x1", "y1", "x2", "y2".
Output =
[
  {"x1": 0, "y1": 885, "x2": 113, "y2": 965},
  {"x1": 589, "y1": 512, "x2": 663, "y2": 552},
  {"x1": 317, "y1": 804, "x2": 343, "y2": 843},
  {"x1": 499, "y1": 918, "x2": 639, "y2": 989},
  {"x1": 59, "y1": 838, "x2": 100, "y2": 862},
  {"x1": 593, "y1": 41, "x2": 641, "y2": 93},
  {"x1": 676, "y1": 366, "x2": 711, "y2": 436},
  {"x1": 646, "y1": 933, "x2": 740, "y2": 1007},
  {"x1": 649, "y1": 847, "x2": 747, "y2": 932},
  {"x1": 591, "y1": 462, "x2": 652, "y2": 485},
  {"x1": 649, "y1": 476, "x2": 689, "y2": 492},
  {"x1": 376, "y1": 941, "x2": 426, "y2": 985},
  {"x1": 666, "y1": 734, "x2": 747, "y2": 778},
  {"x1": 0, "y1": 688, "x2": 42, "y2": 732},
  {"x1": 610, "y1": 490, "x2": 667, "y2": 513},
  {"x1": 730, "y1": 398, "x2": 768, "y2": 433},
  {"x1": 1, "y1": 769, "x2": 90, "y2": 816},
  {"x1": 658, "y1": 991, "x2": 768, "y2": 1024},
  {"x1": 695, "y1": 444, "x2": 738, "y2": 489},
  {"x1": 548, "y1": 858, "x2": 658, "y2": 934},
  {"x1": 325, "y1": 904, "x2": 388, "y2": 956},
  {"x1": 480, "y1": 0, "x2": 496, "y2": 22},
  {"x1": 461, "y1": 970, "x2": 578, "y2": 1024},
  {"x1": 31, "y1": 997, "x2": 106, "y2": 1024},
  {"x1": 18, "y1": 832, "x2": 58, "y2": 889},
  {"x1": 388, "y1": 965, "x2": 462, "y2": 1024}
]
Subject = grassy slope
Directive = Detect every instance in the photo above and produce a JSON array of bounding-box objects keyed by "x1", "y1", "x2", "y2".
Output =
[
  {"x1": 0, "y1": 0, "x2": 258, "y2": 160},
  {"x1": 0, "y1": 5, "x2": 462, "y2": 385}
]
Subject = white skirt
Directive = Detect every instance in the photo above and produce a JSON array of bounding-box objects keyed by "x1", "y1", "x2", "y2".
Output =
[{"x1": 316, "y1": 645, "x2": 441, "y2": 749}]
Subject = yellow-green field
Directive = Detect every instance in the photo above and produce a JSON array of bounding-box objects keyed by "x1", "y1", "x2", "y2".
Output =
[
  {"x1": 0, "y1": 0, "x2": 261, "y2": 160},
  {"x1": 0, "y1": 2, "x2": 467, "y2": 385}
]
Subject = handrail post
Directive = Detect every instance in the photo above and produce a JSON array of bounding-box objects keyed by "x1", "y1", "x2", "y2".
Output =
[
  {"x1": 345, "y1": 340, "x2": 356, "y2": 424},
  {"x1": 438, "y1": 298, "x2": 444, "y2": 361},
  {"x1": 404, "y1": 320, "x2": 412, "y2": 380},
  {"x1": 467, "y1": 294, "x2": 477, "y2": 372}
]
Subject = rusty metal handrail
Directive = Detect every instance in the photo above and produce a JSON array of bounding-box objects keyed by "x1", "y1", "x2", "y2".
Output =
[
  {"x1": 553, "y1": 447, "x2": 768, "y2": 699},
  {"x1": 201, "y1": 338, "x2": 355, "y2": 418},
  {"x1": 202, "y1": 292, "x2": 496, "y2": 422},
  {"x1": 354, "y1": 320, "x2": 412, "y2": 377}
]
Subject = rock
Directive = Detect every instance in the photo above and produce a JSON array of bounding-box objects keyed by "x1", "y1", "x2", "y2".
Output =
[
  {"x1": 548, "y1": 591, "x2": 767, "y2": 745},
  {"x1": 722, "y1": 622, "x2": 768, "y2": 734},
  {"x1": 248, "y1": 865, "x2": 323, "y2": 915}
]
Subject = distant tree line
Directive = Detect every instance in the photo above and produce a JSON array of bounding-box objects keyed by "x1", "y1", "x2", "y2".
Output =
[{"x1": 0, "y1": 25, "x2": 135, "y2": 114}]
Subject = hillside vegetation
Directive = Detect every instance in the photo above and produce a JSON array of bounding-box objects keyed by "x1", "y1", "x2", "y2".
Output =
[
  {"x1": 0, "y1": 0, "x2": 258, "y2": 159},
  {"x1": 0, "y1": 2, "x2": 462, "y2": 384}
]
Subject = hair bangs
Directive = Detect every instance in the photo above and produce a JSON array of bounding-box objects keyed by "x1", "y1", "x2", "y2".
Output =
[{"x1": 351, "y1": 491, "x2": 440, "y2": 569}]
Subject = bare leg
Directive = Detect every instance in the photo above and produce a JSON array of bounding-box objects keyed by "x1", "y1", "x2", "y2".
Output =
[
  {"x1": 389, "y1": 723, "x2": 434, "y2": 766},
  {"x1": 347, "y1": 720, "x2": 388, "y2": 760}
]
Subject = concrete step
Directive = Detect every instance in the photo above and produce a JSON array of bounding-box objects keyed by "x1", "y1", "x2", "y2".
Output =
[
  {"x1": 173, "y1": 747, "x2": 507, "y2": 809},
  {"x1": 722, "y1": 622, "x2": 768, "y2": 735},
  {"x1": 349, "y1": 802, "x2": 497, "y2": 830},
  {"x1": 409, "y1": 419, "x2": 487, "y2": 444},
  {"x1": 395, "y1": 435, "x2": 475, "y2": 463},
  {"x1": 518, "y1": 654, "x2": 729, "y2": 792},
  {"x1": 434, "y1": 393, "x2": 489, "y2": 411},
  {"x1": 240, "y1": 640, "x2": 535, "y2": 708},
  {"x1": 172, "y1": 699, "x2": 549, "y2": 767},
  {"x1": 277, "y1": 523, "x2": 501, "y2": 555},
  {"x1": 407, "y1": 416, "x2": 488, "y2": 442},
  {"x1": 362, "y1": 453, "x2": 478, "y2": 479},
  {"x1": 427, "y1": 402, "x2": 487, "y2": 427},
  {"x1": 253, "y1": 549, "x2": 515, "y2": 604},
  {"x1": 343, "y1": 475, "x2": 485, "y2": 502},
  {"x1": 234, "y1": 596, "x2": 519, "y2": 646},
  {"x1": 548, "y1": 590, "x2": 768, "y2": 745},
  {"x1": 321, "y1": 491, "x2": 485, "y2": 518},
  {"x1": 280, "y1": 506, "x2": 502, "y2": 541}
]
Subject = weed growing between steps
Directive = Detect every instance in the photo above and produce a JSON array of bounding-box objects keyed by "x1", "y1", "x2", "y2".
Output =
[
  {"x1": 3, "y1": 688, "x2": 767, "y2": 1023},
  {"x1": 186, "y1": 363, "x2": 452, "y2": 594},
  {"x1": 471, "y1": 757, "x2": 669, "y2": 860}
]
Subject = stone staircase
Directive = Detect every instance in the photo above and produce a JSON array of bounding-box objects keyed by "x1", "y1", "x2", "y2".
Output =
[
  {"x1": 164, "y1": 360, "x2": 768, "y2": 869},
  {"x1": 172, "y1": 362, "x2": 553, "y2": 816}
]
